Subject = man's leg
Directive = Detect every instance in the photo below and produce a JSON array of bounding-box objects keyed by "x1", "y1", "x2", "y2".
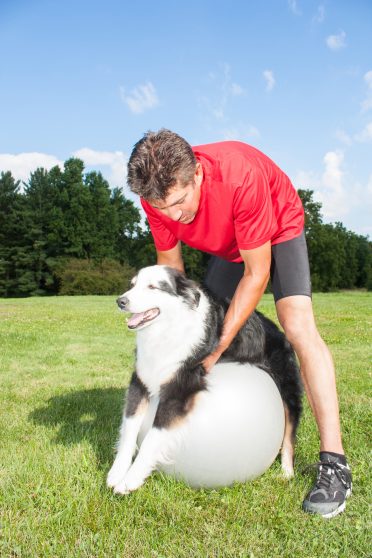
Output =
[
  {"x1": 271, "y1": 233, "x2": 352, "y2": 518},
  {"x1": 275, "y1": 295, "x2": 343, "y2": 453},
  {"x1": 204, "y1": 256, "x2": 244, "y2": 301}
]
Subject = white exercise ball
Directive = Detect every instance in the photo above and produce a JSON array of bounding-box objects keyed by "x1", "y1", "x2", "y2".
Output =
[{"x1": 138, "y1": 362, "x2": 285, "y2": 488}]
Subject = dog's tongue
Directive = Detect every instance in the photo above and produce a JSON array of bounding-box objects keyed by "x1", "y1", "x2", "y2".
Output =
[
  {"x1": 127, "y1": 312, "x2": 147, "y2": 328},
  {"x1": 127, "y1": 308, "x2": 159, "y2": 329}
]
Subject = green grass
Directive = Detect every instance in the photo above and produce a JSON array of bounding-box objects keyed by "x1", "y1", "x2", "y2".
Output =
[{"x1": 0, "y1": 292, "x2": 371, "y2": 558}]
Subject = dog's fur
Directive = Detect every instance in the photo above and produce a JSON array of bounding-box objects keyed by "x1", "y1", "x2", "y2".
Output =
[{"x1": 107, "y1": 265, "x2": 302, "y2": 494}]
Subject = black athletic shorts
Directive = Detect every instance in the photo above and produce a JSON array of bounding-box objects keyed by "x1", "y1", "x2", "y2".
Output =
[{"x1": 203, "y1": 230, "x2": 312, "y2": 303}]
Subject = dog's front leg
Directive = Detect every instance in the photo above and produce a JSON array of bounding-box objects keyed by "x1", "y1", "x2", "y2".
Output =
[
  {"x1": 113, "y1": 393, "x2": 189, "y2": 495},
  {"x1": 107, "y1": 372, "x2": 149, "y2": 489},
  {"x1": 113, "y1": 426, "x2": 174, "y2": 494}
]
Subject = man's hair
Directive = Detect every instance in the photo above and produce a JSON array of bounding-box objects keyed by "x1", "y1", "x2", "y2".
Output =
[{"x1": 127, "y1": 129, "x2": 197, "y2": 200}]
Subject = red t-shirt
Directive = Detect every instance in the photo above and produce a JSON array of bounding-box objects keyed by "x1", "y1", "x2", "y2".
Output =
[{"x1": 141, "y1": 141, "x2": 304, "y2": 263}]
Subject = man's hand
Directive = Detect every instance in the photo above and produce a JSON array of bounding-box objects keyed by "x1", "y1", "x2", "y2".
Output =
[
  {"x1": 202, "y1": 350, "x2": 223, "y2": 373},
  {"x1": 202, "y1": 242, "x2": 272, "y2": 374}
]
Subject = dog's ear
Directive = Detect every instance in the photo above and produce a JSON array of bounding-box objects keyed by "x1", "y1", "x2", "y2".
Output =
[
  {"x1": 165, "y1": 267, "x2": 201, "y2": 309},
  {"x1": 175, "y1": 274, "x2": 201, "y2": 309}
]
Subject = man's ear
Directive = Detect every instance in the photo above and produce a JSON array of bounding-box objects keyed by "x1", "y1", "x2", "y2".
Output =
[{"x1": 194, "y1": 162, "x2": 204, "y2": 187}]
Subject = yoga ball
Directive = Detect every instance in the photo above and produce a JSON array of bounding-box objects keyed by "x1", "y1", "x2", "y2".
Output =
[{"x1": 138, "y1": 362, "x2": 285, "y2": 488}]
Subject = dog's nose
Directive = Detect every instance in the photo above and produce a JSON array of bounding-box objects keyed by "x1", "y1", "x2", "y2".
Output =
[{"x1": 117, "y1": 296, "x2": 129, "y2": 310}]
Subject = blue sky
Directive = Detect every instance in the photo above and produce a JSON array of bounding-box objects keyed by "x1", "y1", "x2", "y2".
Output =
[{"x1": 1, "y1": 0, "x2": 371, "y2": 236}]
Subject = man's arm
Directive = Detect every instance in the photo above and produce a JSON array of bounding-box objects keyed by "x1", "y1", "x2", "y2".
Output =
[
  {"x1": 156, "y1": 241, "x2": 185, "y2": 273},
  {"x1": 202, "y1": 240, "x2": 271, "y2": 372}
]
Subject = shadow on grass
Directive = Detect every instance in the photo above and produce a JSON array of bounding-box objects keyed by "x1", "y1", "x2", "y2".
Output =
[
  {"x1": 28, "y1": 388, "x2": 317, "y2": 493},
  {"x1": 29, "y1": 387, "x2": 126, "y2": 468}
]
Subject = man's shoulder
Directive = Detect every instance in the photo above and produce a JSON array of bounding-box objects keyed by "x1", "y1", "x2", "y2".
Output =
[
  {"x1": 192, "y1": 140, "x2": 258, "y2": 158},
  {"x1": 193, "y1": 141, "x2": 265, "y2": 186}
]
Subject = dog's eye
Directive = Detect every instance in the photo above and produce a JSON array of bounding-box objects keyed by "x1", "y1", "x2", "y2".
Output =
[{"x1": 148, "y1": 284, "x2": 156, "y2": 289}]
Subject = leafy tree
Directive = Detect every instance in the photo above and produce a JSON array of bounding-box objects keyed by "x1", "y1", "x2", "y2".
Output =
[
  {"x1": 334, "y1": 223, "x2": 359, "y2": 289},
  {"x1": 0, "y1": 172, "x2": 25, "y2": 296},
  {"x1": 84, "y1": 171, "x2": 117, "y2": 261},
  {"x1": 297, "y1": 188, "x2": 323, "y2": 227},
  {"x1": 298, "y1": 189, "x2": 370, "y2": 291},
  {"x1": 20, "y1": 167, "x2": 64, "y2": 295},
  {"x1": 355, "y1": 235, "x2": 372, "y2": 289},
  {"x1": 0, "y1": 171, "x2": 370, "y2": 297},
  {"x1": 58, "y1": 158, "x2": 92, "y2": 258},
  {"x1": 110, "y1": 188, "x2": 143, "y2": 268},
  {"x1": 182, "y1": 244, "x2": 209, "y2": 282},
  {"x1": 58, "y1": 258, "x2": 135, "y2": 295}
]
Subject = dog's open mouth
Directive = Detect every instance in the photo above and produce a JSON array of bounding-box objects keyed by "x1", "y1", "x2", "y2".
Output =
[{"x1": 126, "y1": 308, "x2": 160, "y2": 329}]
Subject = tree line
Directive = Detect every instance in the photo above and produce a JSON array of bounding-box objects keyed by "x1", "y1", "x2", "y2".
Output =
[{"x1": 0, "y1": 159, "x2": 371, "y2": 297}]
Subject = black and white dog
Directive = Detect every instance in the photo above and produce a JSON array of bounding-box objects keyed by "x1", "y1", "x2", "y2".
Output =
[{"x1": 107, "y1": 265, "x2": 302, "y2": 494}]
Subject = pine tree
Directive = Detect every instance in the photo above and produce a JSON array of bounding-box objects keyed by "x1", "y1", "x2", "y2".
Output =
[
  {"x1": 110, "y1": 188, "x2": 143, "y2": 267},
  {"x1": 0, "y1": 172, "x2": 27, "y2": 296},
  {"x1": 19, "y1": 167, "x2": 64, "y2": 295},
  {"x1": 84, "y1": 171, "x2": 117, "y2": 261},
  {"x1": 58, "y1": 158, "x2": 91, "y2": 258}
]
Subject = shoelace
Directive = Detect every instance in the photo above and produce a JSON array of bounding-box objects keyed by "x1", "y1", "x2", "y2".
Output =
[{"x1": 315, "y1": 461, "x2": 350, "y2": 491}]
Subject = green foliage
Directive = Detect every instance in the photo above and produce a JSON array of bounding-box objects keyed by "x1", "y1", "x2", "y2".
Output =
[
  {"x1": 110, "y1": 187, "x2": 147, "y2": 268},
  {"x1": 297, "y1": 190, "x2": 371, "y2": 292},
  {"x1": 0, "y1": 171, "x2": 28, "y2": 297},
  {"x1": 0, "y1": 161, "x2": 143, "y2": 296},
  {"x1": 297, "y1": 188, "x2": 323, "y2": 227},
  {"x1": 0, "y1": 163, "x2": 370, "y2": 297},
  {"x1": 182, "y1": 244, "x2": 209, "y2": 282},
  {"x1": 58, "y1": 258, "x2": 135, "y2": 295}
]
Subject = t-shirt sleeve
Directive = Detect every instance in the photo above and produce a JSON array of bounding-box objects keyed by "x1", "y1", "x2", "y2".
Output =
[
  {"x1": 233, "y1": 166, "x2": 277, "y2": 250},
  {"x1": 140, "y1": 198, "x2": 178, "y2": 251}
]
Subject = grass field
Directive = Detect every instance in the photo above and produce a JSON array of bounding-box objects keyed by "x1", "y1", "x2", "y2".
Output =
[{"x1": 0, "y1": 292, "x2": 371, "y2": 558}]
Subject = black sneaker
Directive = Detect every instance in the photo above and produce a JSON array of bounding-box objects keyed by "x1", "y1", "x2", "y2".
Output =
[{"x1": 302, "y1": 452, "x2": 352, "y2": 518}]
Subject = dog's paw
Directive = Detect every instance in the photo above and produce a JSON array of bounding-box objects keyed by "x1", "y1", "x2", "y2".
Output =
[
  {"x1": 281, "y1": 463, "x2": 294, "y2": 479},
  {"x1": 113, "y1": 470, "x2": 145, "y2": 495},
  {"x1": 113, "y1": 480, "x2": 131, "y2": 495},
  {"x1": 114, "y1": 475, "x2": 143, "y2": 495},
  {"x1": 107, "y1": 461, "x2": 130, "y2": 488}
]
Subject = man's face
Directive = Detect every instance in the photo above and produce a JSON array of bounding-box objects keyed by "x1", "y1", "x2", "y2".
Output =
[{"x1": 148, "y1": 163, "x2": 203, "y2": 224}]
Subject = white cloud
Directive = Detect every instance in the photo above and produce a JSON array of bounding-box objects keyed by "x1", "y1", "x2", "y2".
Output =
[
  {"x1": 367, "y1": 173, "x2": 372, "y2": 196},
  {"x1": 295, "y1": 156, "x2": 372, "y2": 234},
  {"x1": 354, "y1": 122, "x2": 372, "y2": 143},
  {"x1": 316, "y1": 151, "x2": 351, "y2": 218},
  {"x1": 288, "y1": 0, "x2": 301, "y2": 15},
  {"x1": 231, "y1": 82, "x2": 244, "y2": 96},
  {"x1": 213, "y1": 106, "x2": 225, "y2": 120},
  {"x1": 294, "y1": 150, "x2": 349, "y2": 218},
  {"x1": 0, "y1": 149, "x2": 128, "y2": 189},
  {"x1": 364, "y1": 70, "x2": 372, "y2": 88},
  {"x1": 313, "y1": 4, "x2": 325, "y2": 23},
  {"x1": 326, "y1": 30, "x2": 346, "y2": 51},
  {"x1": 119, "y1": 81, "x2": 159, "y2": 114},
  {"x1": 335, "y1": 129, "x2": 352, "y2": 146},
  {"x1": 222, "y1": 125, "x2": 260, "y2": 141},
  {"x1": 322, "y1": 151, "x2": 343, "y2": 190},
  {"x1": 263, "y1": 70, "x2": 275, "y2": 92},
  {"x1": 199, "y1": 63, "x2": 245, "y2": 121},
  {"x1": 73, "y1": 148, "x2": 127, "y2": 187},
  {"x1": 0, "y1": 152, "x2": 63, "y2": 183},
  {"x1": 361, "y1": 98, "x2": 372, "y2": 113},
  {"x1": 361, "y1": 70, "x2": 372, "y2": 113}
]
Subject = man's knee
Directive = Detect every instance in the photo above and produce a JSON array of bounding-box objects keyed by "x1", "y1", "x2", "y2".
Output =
[{"x1": 276, "y1": 297, "x2": 318, "y2": 348}]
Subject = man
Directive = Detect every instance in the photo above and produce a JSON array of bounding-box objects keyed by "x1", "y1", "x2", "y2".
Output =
[{"x1": 127, "y1": 129, "x2": 352, "y2": 518}]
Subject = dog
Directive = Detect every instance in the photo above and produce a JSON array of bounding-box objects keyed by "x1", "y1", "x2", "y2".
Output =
[{"x1": 107, "y1": 265, "x2": 302, "y2": 494}]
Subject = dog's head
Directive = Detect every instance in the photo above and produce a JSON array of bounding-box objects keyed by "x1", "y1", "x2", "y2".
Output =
[{"x1": 117, "y1": 265, "x2": 201, "y2": 331}]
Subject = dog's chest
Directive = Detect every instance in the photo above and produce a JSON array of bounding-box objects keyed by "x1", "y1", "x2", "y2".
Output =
[
  {"x1": 136, "y1": 353, "x2": 180, "y2": 395},
  {"x1": 135, "y1": 324, "x2": 200, "y2": 395}
]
